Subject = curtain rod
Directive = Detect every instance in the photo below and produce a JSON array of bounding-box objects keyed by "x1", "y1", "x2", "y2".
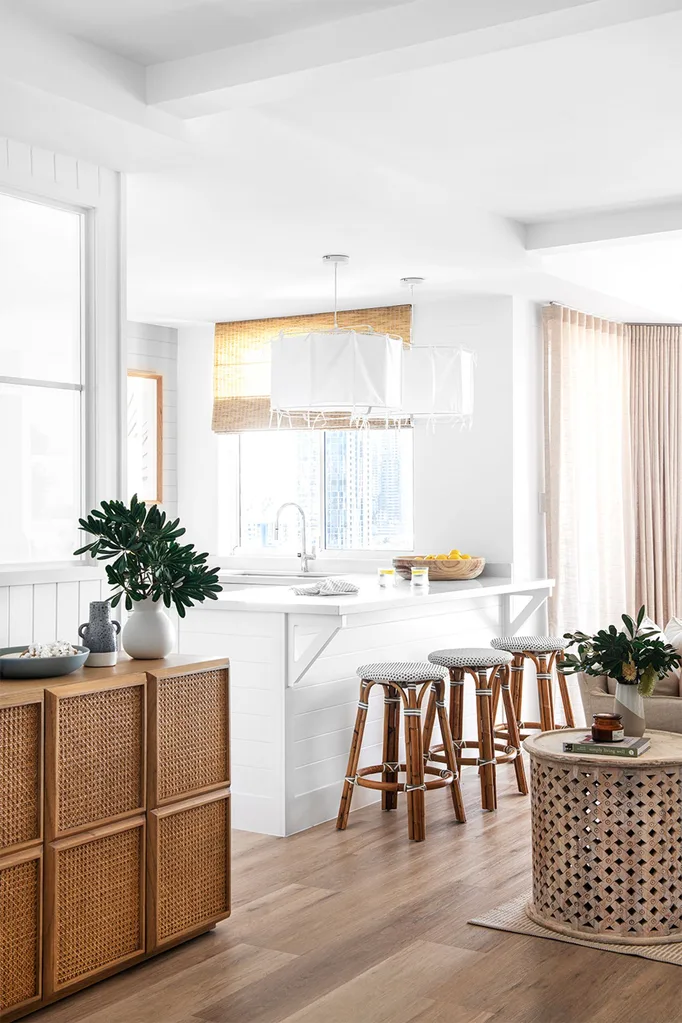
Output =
[{"x1": 547, "y1": 302, "x2": 682, "y2": 327}]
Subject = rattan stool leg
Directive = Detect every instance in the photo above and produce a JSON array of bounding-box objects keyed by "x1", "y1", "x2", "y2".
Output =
[
  {"x1": 448, "y1": 668, "x2": 465, "y2": 773},
  {"x1": 511, "y1": 653, "x2": 525, "y2": 727},
  {"x1": 404, "y1": 684, "x2": 426, "y2": 841},
  {"x1": 536, "y1": 655, "x2": 555, "y2": 732},
  {"x1": 382, "y1": 685, "x2": 401, "y2": 810},
  {"x1": 499, "y1": 665, "x2": 528, "y2": 796},
  {"x1": 474, "y1": 668, "x2": 497, "y2": 811},
  {"x1": 433, "y1": 679, "x2": 466, "y2": 823},
  {"x1": 336, "y1": 680, "x2": 371, "y2": 831},
  {"x1": 555, "y1": 651, "x2": 575, "y2": 727},
  {"x1": 422, "y1": 686, "x2": 437, "y2": 761}
]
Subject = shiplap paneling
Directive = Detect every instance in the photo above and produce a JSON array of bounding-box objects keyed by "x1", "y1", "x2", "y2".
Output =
[
  {"x1": 0, "y1": 577, "x2": 105, "y2": 649},
  {"x1": 127, "y1": 322, "x2": 178, "y2": 519}
]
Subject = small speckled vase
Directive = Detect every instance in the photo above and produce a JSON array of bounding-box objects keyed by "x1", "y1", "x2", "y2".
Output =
[{"x1": 78, "y1": 600, "x2": 121, "y2": 667}]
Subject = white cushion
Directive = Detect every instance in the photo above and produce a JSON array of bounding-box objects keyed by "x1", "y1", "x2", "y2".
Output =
[
  {"x1": 429, "y1": 648, "x2": 512, "y2": 669},
  {"x1": 356, "y1": 661, "x2": 447, "y2": 683},
  {"x1": 491, "y1": 635, "x2": 566, "y2": 654}
]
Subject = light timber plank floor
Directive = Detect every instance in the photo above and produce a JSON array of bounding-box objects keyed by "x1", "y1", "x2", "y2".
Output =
[{"x1": 30, "y1": 766, "x2": 682, "y2": 1023}]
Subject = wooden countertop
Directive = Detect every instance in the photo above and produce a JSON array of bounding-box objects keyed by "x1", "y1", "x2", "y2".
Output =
[{"x1": 0, "y1": 653, "x2": 229, "y2": 700}]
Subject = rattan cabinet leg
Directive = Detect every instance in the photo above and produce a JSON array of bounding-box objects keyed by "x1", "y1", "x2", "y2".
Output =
[
  {"x1": 382, "y1": 686, "x2": 400, "y2": 810},
  {"x1": 336, "y1": 681, "x2": 371, "y2": 831},
  {"x1": 433, "y1": 680, "x2": 466, "y2": 823},
  {"x1": 404, "y1": 685, "x2": 426, "y2": 841},
  {"x1": 475, "y1": 669, "x2": 497, "y2": 812}
]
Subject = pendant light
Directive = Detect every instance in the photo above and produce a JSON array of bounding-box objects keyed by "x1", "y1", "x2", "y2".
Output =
[
  {"x1": 270, "y1": 255, "x2": 404, "y2": 425},
  {"x1": 399, "y1": 277, "x2": 475, "y2": 426}
]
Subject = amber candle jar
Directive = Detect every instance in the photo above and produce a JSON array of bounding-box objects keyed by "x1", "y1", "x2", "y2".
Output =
[{"x1": 591, "y1": 712, "x2": 624, "y2": 743}]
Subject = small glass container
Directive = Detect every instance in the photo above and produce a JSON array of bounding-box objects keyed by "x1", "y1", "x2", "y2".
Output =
[
  {"x1": 377, "y1": 567, "x2": 396, "y2": 588},
  {"x1": 411, "y1": 566, "x2": 429, "y2": 589},
  {"x1": 591, "y1": 712, "x2": 625, "y2": 743}
]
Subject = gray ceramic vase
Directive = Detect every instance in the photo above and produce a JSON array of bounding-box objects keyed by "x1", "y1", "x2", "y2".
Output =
[{"x1": 78, "y1": 600, "x2": 121, "y2": 667}]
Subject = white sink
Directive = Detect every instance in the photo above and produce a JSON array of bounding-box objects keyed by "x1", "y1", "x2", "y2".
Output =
[{"x1": 219, "y1": 570, "x2": 331, "y2": 587}]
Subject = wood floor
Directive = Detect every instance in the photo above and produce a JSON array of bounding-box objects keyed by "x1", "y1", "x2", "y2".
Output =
[{"x1": 29, "y1": 765, "x2": 682, "y2": 1023}]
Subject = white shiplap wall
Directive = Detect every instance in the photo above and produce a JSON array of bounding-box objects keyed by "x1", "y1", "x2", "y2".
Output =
[
  {"x1": 0, "y1": 576, "x2": 106, "y2": 648},
  {"x1": 127, "y1": 322, "x2": 178, "y2": 519}
]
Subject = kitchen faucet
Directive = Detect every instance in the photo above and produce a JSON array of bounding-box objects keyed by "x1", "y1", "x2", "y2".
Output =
[{"x1": 274, "y1": 502, "x2": 317, "y2": 573}]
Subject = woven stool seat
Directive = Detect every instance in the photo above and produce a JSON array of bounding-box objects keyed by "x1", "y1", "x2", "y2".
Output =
[
  {"x1": 491, "y1": 635, "x2": 567, "y2": 654},
  {"x1": 428, "y1": 648, "x2": 512, "y2": 669},
  {"x1": 356, "y1": 661, "x2": 447, "y2": 683}
]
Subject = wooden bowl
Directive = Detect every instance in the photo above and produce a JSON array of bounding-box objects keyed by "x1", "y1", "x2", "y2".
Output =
[{"x1": 392, "y1": 557, "x2": 486, "y2": 582}]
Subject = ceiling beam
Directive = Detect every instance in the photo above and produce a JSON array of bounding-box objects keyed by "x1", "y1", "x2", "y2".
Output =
[
  {"x1": 146, "y1": 0, "x2": 682, "y2": 118},
  {"x1": 525, "y1": 199, "x2": 682, "y2": 250}
]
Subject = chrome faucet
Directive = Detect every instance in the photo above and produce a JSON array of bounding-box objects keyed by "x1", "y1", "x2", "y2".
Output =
[{"x1": 274, "y1": 502, "x2": 316, "y2": 573}]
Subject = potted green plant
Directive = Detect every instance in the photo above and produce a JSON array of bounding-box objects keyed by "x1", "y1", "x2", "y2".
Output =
[
  {"x1": 75, "y1": 496, "x2": 222, "y2": 659},
  {"x1": 559, "y1": 606, "x2": 681, "y2": 736}
]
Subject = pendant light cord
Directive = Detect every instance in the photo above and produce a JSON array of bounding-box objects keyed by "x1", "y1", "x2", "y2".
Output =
[{"x1": 334, "y1": 261, "x2": 338, "y2": 328}]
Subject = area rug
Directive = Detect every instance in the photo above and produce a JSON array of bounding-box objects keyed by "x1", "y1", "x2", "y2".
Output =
[{"x1": 469, "y1": 892, "x2": 682, "y2": 966}]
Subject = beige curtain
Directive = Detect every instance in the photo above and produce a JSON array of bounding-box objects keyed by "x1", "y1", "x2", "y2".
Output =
[
  {"x1": 544, "y1": 305, "x2": 635, "y2": 634},
  {"x1": 628, "y1": 324, "x2": 682, "y2": 625}
]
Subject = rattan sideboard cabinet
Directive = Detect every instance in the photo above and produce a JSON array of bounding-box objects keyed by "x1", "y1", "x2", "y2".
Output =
[{"x1": 0, "y1": 656, "x2": 230, "y2": 1023}]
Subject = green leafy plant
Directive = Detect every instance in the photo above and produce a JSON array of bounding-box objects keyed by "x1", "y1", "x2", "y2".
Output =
[
  {"x1": 559, "y1": 605, "x2": 680, "y2": 697},
  {"x1": 75, "y1": 496, "x2": 222, "y2": 617}
]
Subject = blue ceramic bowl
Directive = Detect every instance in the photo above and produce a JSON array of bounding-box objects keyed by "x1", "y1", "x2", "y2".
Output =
[{"x1": 0, "y1": 645, "x2": 90, "y2": 679}]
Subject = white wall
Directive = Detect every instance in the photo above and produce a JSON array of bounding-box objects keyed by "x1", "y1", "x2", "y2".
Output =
[
  {"x1": 127, "y1": 322, "x2": 178, "y2": 518},
  {"x1": 177, "y1": 295, "x2": 546, "y2": 581},
  {"x1": 176, "y1": 323, "x2": 220, "y2": 552}
]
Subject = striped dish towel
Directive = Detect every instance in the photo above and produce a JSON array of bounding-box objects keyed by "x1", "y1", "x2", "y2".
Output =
[{"x1": 291, "y1": 577, "x2": 359, "y2": 596}]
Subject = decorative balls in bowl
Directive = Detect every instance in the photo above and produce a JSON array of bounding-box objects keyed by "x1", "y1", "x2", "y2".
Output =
[
  {"x1": 0, "y1": 642, "x2": 90, "y2": 679},
  {"x1": 393, "y1": 551, "x2": 485, "y2": 581}
]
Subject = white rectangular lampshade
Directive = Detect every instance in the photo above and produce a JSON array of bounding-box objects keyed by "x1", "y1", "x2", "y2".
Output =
[
  {"x1": 270, "y1": 329, "x2": 403, "y2": 413},
  {"x1": 401, "y1": 346, "x2": 474, "y2": 419}
]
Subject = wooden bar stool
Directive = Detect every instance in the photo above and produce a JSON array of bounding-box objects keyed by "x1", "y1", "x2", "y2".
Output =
[
  {"x1": 336, "y1": 661, "x2": 466, "y2": 841},
  {"x1": 423, "y1": 648, "x2": 527, "y2": 812},
  {"x1": 490, "y1": 635, "x2": 574, "y2": 739}
]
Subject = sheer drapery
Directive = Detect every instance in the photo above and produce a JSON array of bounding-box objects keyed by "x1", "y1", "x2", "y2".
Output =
[
  {"x1": 628, "y1": 324, "x2": 682, "y2": 626},
  {"x1": 543, "y1": 305, "x2": 635, "y2": 634}
]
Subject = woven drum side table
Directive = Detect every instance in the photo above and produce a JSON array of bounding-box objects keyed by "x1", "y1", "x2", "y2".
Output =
[{"x1": 524, "y1": 729, "x2": 682, "y2": 945}]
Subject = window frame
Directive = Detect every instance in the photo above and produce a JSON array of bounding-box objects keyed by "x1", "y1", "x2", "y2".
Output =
[
  {"x1": 231, "y1": 428, "x2": 415, "y2": 557},
  {"x1": 0, "y1": 186, "x2": 92, "y2": 564}
]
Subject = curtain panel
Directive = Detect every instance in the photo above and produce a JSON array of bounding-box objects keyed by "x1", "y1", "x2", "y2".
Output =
[
  {"x1": 212, "y1": 305, "x2": 412, "y2": 433},
  {"x1": 627, "y1": 324, "x2": 682, "y2": 626},
  {"x1": 543, "y1": 305, "x2": 635, "y2": 634}
]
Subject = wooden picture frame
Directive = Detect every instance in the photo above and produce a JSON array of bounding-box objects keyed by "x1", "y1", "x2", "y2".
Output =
[{"x1": 127, "y1": 370, "x2": 163, "y2": 504}]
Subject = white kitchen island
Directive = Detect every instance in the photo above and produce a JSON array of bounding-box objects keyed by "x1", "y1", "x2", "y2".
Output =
[{"x1": 178, "y1": 574, "x2": 554, "y2": 836}]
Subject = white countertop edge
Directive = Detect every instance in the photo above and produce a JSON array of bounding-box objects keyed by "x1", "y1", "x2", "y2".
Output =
[
  {"x1": 195, "y1": 576, "x2": 554, "y2": 616},
  {"x1": 0, "y1": 562, "x2": 105, "y2": 587}
]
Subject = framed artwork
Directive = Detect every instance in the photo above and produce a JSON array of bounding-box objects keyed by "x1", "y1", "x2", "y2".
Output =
[{"x1": 127, "y1": 370, "x2": 163, "y2": 504}]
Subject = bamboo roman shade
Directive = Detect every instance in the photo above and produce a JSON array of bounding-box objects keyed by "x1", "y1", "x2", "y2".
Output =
[{"x1": 212, "y1": 304, "x2": 412, "y2": 433}]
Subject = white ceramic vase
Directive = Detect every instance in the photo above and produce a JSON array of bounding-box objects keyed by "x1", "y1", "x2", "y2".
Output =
[
  {"x1": 614, "y1": 681, "x2": 646, "y2": 738},
  {"x1": 121, "y1": 597, "x2": 175, "y2": 659}
]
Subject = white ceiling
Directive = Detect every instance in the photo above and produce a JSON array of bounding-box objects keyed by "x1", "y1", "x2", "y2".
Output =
[
  {"x1": 3, "y1": 0, "x2": 682, "y2": 324},
  {"x1": 4, "y1": 0, "x2": 412, "y2": 63}
]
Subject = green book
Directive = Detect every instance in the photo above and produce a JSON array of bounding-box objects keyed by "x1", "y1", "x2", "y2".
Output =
[{"x1": 562, "y1": 735, "x2": 651, "y2": 757}]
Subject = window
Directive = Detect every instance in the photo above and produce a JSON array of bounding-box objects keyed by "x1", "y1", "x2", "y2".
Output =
[
  {"x1": 234, "y1": 429, "x2": 413, "y2": 552},
  {"x1": 0, "y1": 192, "x2": 83, "y2": 563}
]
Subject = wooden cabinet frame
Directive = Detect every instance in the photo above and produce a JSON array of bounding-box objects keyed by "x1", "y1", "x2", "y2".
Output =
[{"x1": 0, "y1": 693, "x2": 44, "y2": 857}]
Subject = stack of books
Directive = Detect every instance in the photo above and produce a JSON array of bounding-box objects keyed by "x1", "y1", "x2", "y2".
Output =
[{"x1": 562, "y1": 735, "x2": 651, "y2": 757}]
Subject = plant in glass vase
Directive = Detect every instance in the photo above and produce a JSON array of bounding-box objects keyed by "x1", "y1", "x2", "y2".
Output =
[
  {"x1": 75, "y1": 496, "x2": 222, "y2": 659},
  {"x1": 559, "y1": 606, "x2": 681, "y2": 736}
]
